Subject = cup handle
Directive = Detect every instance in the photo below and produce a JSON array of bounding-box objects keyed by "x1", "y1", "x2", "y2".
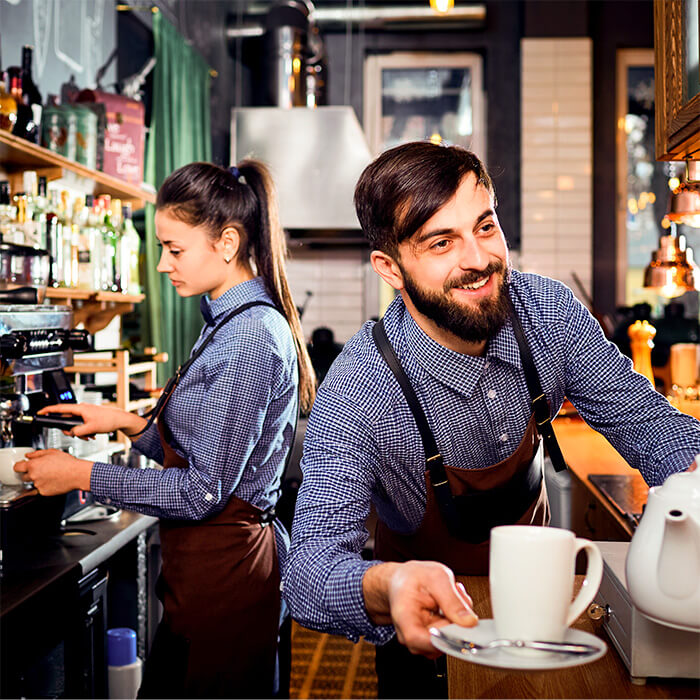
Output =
[{"x1": 566, "y1": 538, "x2": 604, "y2": 626}]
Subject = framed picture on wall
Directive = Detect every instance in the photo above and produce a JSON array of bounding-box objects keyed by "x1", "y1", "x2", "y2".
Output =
[{"x1": 363, "y1": 52, "x2": 486, "y2": 159}]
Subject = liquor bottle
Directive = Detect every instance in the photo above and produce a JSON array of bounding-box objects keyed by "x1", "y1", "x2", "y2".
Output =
[
  {"x1": 59, "y1": 191, "x2": 76, "y2": 286},
  {"x1": 7, "y1": 66, "x2": 38, "y2": 143},
  {"x1": 20, "y1": 171, "x2": 40, "y2": 248},
  {"x1": 111, "y1": 199, "x2": 124, "y2": 292},
  {"x1": 120, "y1": 203, "x2": 141, "y2": 294},
  {"x1": 47, "y1": 189, "x2": 63, "y2": 287},
  {"x1": 0, "y1": 181, "x2": 17, "y2": 241},
  {"x1": 21, "y1": 46, "x2": 42, "y2": 136},
  {"x1": 99, "y1": 195, "x2": 118, "y2": 291},
  {"x1": 0, "y1": 69, "x2": 17, "y2": 133},
  {"x1": 0, "y1": 35, "x2": 17, "y2": 132},
  {"x1": 31, "y1": 174, "x2": 49, "y2": 250},
  {"x1": 8, "y1": 195, "x2": 28, "y2": 246}
]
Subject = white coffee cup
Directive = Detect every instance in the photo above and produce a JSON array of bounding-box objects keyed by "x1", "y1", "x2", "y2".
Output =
[
  {"x1": 489, "y1": 525, "x2": 603, "y2": 651},
  {"x1": 0, "y1": 446, "x2": 33, "y2": 486}
]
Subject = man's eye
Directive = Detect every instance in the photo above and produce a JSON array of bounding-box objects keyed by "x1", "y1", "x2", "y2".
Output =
[
  {"x1": 431, "y1": 239, "x2": 449, "y2": 250},
  {"x1": 170, "y1": 250, "x2": 181, "y2": 257},
  {"x1": 480, "y1": 223, "x2": 495, "y2": 234}
]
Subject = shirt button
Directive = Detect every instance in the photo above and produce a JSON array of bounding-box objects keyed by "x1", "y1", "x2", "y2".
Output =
[
  {"x1": 484, "y1": 361, "x2": 490, "y2": 370},
  {"x1": 500, "y1": 433, "x2": 509, "y2": 442},
  {"x1": 103, "y1": 497, "x2": 111, "y2": 505},
  {"x1": 487, "y1": 389, "x2": 497, "y2": 399},
  {"x1": 279, "y1": 581, "x2": 284, "y2": 592},
  {"x1": 204, "y1": 493, "x2": 214, "y2": 502}
]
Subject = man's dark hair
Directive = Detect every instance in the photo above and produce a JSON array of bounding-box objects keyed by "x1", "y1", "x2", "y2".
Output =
[{"x1": 354, "y1": 141, "x2": 496, "y2": 257}]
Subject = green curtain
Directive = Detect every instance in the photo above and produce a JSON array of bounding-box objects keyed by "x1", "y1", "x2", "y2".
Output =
[{"x1": 143, "y1": 11, "x2": 212, "y2": 382}]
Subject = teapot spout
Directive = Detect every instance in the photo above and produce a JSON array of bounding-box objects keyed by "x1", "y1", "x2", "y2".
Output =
[{"x1": 658, "y1": 509, "x2": 700, "y2": 600}]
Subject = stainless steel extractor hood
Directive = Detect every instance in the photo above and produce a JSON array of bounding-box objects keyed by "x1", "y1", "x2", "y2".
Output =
[{"x1": 230, "y1": 106, "x2": 372, "y2": 231}]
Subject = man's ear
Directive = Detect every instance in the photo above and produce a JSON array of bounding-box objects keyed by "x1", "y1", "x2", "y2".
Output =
[{"x1": 370, "y1": 250, "x2": 404, "y2": 291}]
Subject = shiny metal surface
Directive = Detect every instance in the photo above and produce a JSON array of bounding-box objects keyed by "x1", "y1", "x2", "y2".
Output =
[
  {"x1": 0, "y1": 304, "x2": 73, "y2": 375},
  {"x1": 429, "y1": 627, "x2": 600, "y2": 655},
  {"x1": 231, "y1": 106, "x2": 372, "y2": 230}
]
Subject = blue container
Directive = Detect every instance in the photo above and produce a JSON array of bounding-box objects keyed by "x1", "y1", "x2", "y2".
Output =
[{"x1": 107, "y1": 627, "x2": 138, "y2": 667}]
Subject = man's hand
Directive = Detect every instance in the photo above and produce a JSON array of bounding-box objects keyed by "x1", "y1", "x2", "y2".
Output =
[
  {"x1": 38, "y1": 403, "x2": 147, "y2": 438},
  {"x1": 13, "y1": 450, "x2": 94, "y2": 495},
  {"x1": 363, "y1": 560, "x2": 478, "y2": 657}
]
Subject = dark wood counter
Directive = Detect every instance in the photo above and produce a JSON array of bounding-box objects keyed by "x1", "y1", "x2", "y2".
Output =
[{"x1": 448, "y1": 576, "x2": 699, "y2": 699}]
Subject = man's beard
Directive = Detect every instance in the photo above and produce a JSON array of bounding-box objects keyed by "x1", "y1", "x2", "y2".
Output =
[{"x1": 402, "y1": 260, "x2": 511, "y2": 344}]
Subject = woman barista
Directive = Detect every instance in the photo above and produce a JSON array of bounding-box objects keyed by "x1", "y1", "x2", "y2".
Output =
[{"x1": 13, "y1": 161, "x2": 316, "y2": 698}]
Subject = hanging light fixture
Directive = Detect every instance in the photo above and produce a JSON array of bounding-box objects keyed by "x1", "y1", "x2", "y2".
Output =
[
  {"x1": 666, "y1": 160, "x2": 700, "y2": 228},
  {"x1": 643, "y1": 160, "x2": 700, "y2": 298},
  {"x1": 430, "y1": 0, "x2": 455, "y2": 14}
]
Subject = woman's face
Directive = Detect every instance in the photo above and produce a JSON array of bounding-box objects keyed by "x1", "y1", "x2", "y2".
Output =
[{"x1": 155, "y1": 209, "x2": 232, "y2": 299}]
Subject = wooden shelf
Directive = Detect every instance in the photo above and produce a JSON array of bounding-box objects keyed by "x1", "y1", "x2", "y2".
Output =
[
  {"x1": 66, "y1": 349, "x2": 163, "y2": 444},
  {"x1": 0, "y1": 130, "x2": 156, "y2": 209},
  {"x1": 46, "y1": 288, "x2": 145, "y2": 334}
]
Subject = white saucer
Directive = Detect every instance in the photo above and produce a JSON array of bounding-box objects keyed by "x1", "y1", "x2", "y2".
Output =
[{"x1": 431, "y1": 619, "x2": 607, "y2": 671}]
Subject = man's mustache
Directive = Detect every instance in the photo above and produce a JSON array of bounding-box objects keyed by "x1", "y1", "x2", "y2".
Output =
[{"x1": 445, "y1": 261, "x2": 506, "y2": 291}]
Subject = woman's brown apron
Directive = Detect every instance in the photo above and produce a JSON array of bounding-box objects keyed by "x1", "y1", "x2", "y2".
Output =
[
  {"x1": 137, "y1": 420, "x2": 281, "y2": 699},
  {"x1": 132, "y1": 300, "x2": 284, "y2": 699}
]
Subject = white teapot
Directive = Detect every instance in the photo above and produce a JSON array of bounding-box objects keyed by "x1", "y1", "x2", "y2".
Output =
[{"x1": 625, "y1": 460, "x2": 700, "y2": 632}]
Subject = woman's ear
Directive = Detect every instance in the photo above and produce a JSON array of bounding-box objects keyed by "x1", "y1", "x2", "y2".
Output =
[
  {"x1": 370, "y1": 250, "x2": 404, "y2": 291},
  {"x1": 219, "y1": 226, "x2": 241, "y2": 262}
]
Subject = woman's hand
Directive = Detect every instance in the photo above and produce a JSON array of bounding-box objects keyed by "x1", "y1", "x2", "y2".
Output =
[
  {"x1": 38, "y1": 403, "x2": 148, "y2": 438},
  {"x1": 13, "y1": 450, "x2": 93, "y2": 495}
]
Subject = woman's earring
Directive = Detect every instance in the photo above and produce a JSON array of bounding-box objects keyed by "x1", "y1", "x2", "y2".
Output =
[{"x1": 224, "y1": 256, "x2": 232, "y2": 264}]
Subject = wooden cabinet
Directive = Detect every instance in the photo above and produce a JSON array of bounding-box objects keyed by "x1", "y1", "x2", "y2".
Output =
[
  {"x1": 45, "y1": 288, "x2": 145, "y2": 335},
  {"x1": 0, "y1": 130, "x2": 151, "y2": 332},
  {"x1": 0, "y1": 130, "x2": 155, "y2": 209},
  {"x1": 654, "y1": 0, "x2": 700, "y2": 160}
]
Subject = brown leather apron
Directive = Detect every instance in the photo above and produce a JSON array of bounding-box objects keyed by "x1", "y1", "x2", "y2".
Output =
[
  {"x1": 138, "y1": 419, "x2": 280, "y2": 699},
  {"x1": 132, "y1": 300, "x2": 287, "y2": 698},
  {"x1": 370, "y1": 315, "x2": 557, "y2": 699},
  {"x1": 374, "y1": 414, "x2": 546, "y2": 575}
]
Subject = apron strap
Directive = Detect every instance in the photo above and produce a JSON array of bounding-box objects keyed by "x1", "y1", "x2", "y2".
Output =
[
  {"x1": 508, "y1": 298, "x2": 568, "y2": 473},
  {"x1": 371, "y1": 320, "x2": 463, "y2": 534},
  {"x1": 132, "y1": 300, "x2": 280, "y2": 438}
]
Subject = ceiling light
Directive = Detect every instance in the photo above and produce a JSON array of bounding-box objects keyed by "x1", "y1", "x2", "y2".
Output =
[{"x1": 430, "y1": 0, "x2": 454, "y2": 14}]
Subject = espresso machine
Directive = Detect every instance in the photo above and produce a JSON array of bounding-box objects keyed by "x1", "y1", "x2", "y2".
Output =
[{"x1": 0, "y1": 302, "x2": 91, "y2": 572}]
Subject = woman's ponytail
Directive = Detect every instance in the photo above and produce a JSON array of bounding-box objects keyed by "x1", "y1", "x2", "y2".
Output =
[{"x1": 237, "y1": 160, "x2": 316, "y2": 414}]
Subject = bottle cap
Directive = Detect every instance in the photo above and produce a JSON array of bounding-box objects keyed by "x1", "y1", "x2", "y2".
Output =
[{"x1": 107, "y1": 627, "x2": 138, "y2": 667}]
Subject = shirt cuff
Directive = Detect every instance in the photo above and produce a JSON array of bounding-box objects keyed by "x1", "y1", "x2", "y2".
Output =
[
  {"x1": 90, "y1": 460, "x2": 127, "y2": 506},
  {"x1": 333, "y1": 559, "x2": 395, "y2": 645}
]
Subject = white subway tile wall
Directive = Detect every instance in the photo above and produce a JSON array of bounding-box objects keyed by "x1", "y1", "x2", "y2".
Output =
[
  {"x1": 285, "y1": 248, "x2": 370, "y2": 344},
  {"x1": 520, "y1": 38, "x2": 593, "y2": 302}
]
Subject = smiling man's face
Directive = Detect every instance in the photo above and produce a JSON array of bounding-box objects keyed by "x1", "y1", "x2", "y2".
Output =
[{"x1": 394, "y1": 173, "x2": 511, "y2": 349}]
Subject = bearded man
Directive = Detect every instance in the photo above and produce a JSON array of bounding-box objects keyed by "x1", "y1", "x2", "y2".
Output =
[{"x1": 282, "y1": 142, "x2": 700, "y2": 699}]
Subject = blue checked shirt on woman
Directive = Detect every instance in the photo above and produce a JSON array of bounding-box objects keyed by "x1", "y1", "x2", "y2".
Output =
[
  {"x1": 282, "y1": 270, "x2": 700, "y2": 645},
  {"x1": 90, "y1": 277, "x2": 298, "y2": 563}
]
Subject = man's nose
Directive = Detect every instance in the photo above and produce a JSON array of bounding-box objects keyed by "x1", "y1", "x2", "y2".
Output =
[{"x1": 457, "y1": 234, "x2": 488, "y2": 271}]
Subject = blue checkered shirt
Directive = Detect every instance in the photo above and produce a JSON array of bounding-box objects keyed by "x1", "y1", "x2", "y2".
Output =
[
  {"x1": 282, "y1": 270, "x2": 700, "y2": 644},
  {"x1": 90, "y1": 277, "x2": 298, "y2": 561}
]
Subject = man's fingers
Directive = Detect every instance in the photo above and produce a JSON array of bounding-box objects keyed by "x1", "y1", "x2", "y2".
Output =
[
  {"x1": 430, "y1": 576, "x2": 478, "y2": 627},
  {"x1": 456, "y1": 581, "x2": 474, "y2": 609},
  {"x1": 395, "y1": 617, "x2": 443, "y2": 657}
]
